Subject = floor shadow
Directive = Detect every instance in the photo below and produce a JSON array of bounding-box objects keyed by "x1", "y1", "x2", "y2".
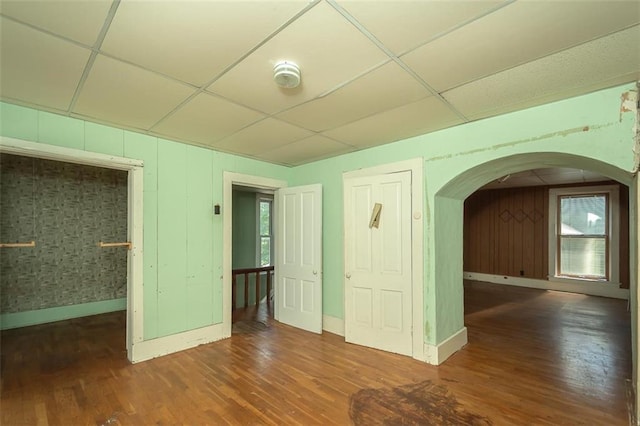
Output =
[
  {"x1": 232, "y1": 300, "x2": 273, "y2": 335},
  {"x1": 463, "y1": 279, "x2": 544, "y2": 315},
  {"x1": 350, "y1": 380, "x2": 492, "y2": 425}
]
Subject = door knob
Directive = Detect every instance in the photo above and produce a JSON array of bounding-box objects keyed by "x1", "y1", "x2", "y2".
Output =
[
  {"x1": 313, "y1": 270, "x2": 318, "y2": 275},
  {"x1": 345, "y1": 273, "x2": 351, "y2": 279}
]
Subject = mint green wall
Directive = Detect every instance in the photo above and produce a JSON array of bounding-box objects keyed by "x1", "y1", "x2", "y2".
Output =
[
  {"x1": 292, "y1": 83, "x2": 638, "y2": 346},
  {"x1": 231, "y1": 189, "x2": 273, "y2": 307},
  {"x1": 2, "y1": 83, "x2": 636, "y2": 348},
  {"x1": 232, "y1": 189, "x2": 257, "y2": 308},
  {"x1": 1, "y1": 298, "x2": 127, "y2": 330},
  {"x1": 0, "y1": 102, "x2": 291, "y2": 340},
  {"x1": 232, "y1": 190, "x2": 257, "y2": 269}
]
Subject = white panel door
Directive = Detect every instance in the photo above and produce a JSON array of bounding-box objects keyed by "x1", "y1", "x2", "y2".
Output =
[
  {"x1": 276, "y1": 184, "x2": 322, "y2": 333},
  {"x1": 344, "y1": 171, "x2": 412, "y2": 355}
]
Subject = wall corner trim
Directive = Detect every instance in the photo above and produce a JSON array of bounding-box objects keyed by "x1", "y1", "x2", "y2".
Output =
[
  {"x1": 322, "y1": 315, "x2": 345, "y2": 336},
  {"x1": 424, "y1": 327, "x2": 468, "y2": 365}
]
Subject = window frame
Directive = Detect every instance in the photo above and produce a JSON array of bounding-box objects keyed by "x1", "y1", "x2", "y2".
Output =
[
  {"x1": 256, "y1": 193, "x2": 274, "y2": 267},
  {"x1": 548, "y1": 185, "x2": 619, "y2": 285}
]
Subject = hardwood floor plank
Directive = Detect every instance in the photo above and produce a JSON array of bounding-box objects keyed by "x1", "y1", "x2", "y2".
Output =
[{"x1": 1, "y1": 283, "x2": 631, "y2": 425}]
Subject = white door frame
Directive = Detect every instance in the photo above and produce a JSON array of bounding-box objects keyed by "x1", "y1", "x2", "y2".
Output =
[
  {"x1": 0, "y1": 137, "x2": 144, "y2": 362},
  {"x1": 222, "y1": 172, "x2": 287, "y2": 337},
  {"x1": 343, "y1": 158, "x2": 424, "y2": 360}
]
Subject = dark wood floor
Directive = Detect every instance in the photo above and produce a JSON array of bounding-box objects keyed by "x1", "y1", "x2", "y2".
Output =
[{"x1": 1, "y1": 281, "x2": 631, "y2": 425}]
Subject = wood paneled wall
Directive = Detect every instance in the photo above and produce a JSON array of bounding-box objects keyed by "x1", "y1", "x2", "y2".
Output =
[
  {"x1": 619, "y1": 186, "x2": 630, "y2": 289},
  {"x1": 464, "y1": 183, "x2": 629, "y2": 288}
]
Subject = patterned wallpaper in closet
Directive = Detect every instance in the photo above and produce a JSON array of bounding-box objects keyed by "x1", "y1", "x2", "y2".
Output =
[{"x1": 0, "y1": 154, "x2": 127, "y2": 313}]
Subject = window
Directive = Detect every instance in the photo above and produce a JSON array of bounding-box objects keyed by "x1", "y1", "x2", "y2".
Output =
[
  {"x1": 549, "y1": 185, "x2": 619, "y2": 283},
  {"x1": 558, "y1": 194, "x2": 607, "y2": 279},
  {"x1": 257, "y1": 195, "x2": 273, "y2": 266}
]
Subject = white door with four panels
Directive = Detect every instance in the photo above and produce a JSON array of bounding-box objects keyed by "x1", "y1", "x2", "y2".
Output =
[
  {"x1": 276, "y1": 184, "x2": 323, "y2": 334},
  {"x1": 344, "y1": 171, "x2": 412, "y2": 355}
]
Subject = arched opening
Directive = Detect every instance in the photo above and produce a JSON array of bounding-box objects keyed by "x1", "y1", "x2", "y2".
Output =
[
  {"x1": 434, "y1": 153, "x2": 633, "y2": 339},
  {"x1": 433, "y1": 152, "x2": 635, "y2": 420}
]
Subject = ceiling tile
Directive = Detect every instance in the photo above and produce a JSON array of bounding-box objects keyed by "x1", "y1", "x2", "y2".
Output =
[
  {"x1": 0, "y1": 0, "x2": 112, "y2": 45},
  {"x1": 539, "y1": 171, "x2": 585, "y2": 185},
  {"x1": 536, "y1": 169, "x2": 611, "y2": 185},
  {"x1": 207, "y1": 1, "x2": 390, "y2": 115},
  {"x1": 152, "y1": 93, "x2": 265, "y2": 146},
  {"x1": 533, "y1": 167, "x2": 582, "y2": 176},
  {"x1": 511, "y1": 170, "x2": 536, "y2": 178},
  {"x1": 213, "y1": 118, "x2": 313, "y2": 156},
  {"x1": 483, "y1": 176, "x2": 544, "y2": 189},
  {"x1": 73, "y1": 55, "x2": 195, "y2": 130},
  {"x1": 336, "y1": 0, "x2": 504, "y2": 55},
  {"x1": 0, "y1": 17, "x2": 91, "y2": 111},
  {"x1": 1, "y1": 1, "x2": 638, "y2": 167},
  {"x1": 462, "y1": 72, "x2": 639, "y2": 122},
  {"x1": 496, "y1": 175, "x2": 546, "y2": 188},
  {"x1": 532, "y1": 167, "x2": 611, "y2": 179},
  {"x1": 482, "y1": 168, "x2": 610, "y2": 189},
  {"x1": 582, "y1": 171, "x2": 612, "y2": 182},
  {"x1": 257, "y1": 135, "x2": 355, "y2": 166},
  {"x1": 276, "y1": 61, "x2": 431, "y2": 131},
  {"x1": 101, "y1": 1, "x2": 308, "y2": 86},
  {"x1": 402, "y1": 1, "x2": 640, "y2": 92},
  {"x1": 323, "y1": 96, "x2": 463, "y2": 148},
  {"x1": 442, "y1": 25, "x2": 640, "y2": 120}
]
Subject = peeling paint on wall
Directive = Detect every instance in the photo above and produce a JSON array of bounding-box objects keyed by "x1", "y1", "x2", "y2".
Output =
[
  {"x1": 621, "y1": 90, "x2": 637, "y2": 118},
  {"x1": 624, "y1": 88, "x2": 640, "y2": 173},
  {"x1": 424, "y1": 123, "x2": 613, "y2": 162}
]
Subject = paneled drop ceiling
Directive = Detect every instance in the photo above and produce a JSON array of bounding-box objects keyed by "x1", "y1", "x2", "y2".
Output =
[
  {"x1": 481, "y1": 168, "x2": 613, "y2": 189},
  {"x1": 1, "y1": 0, "x2": 639, "y2": 166}
]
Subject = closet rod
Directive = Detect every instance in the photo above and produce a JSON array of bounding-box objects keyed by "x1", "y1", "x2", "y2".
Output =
[
  {"x1": 0, "y1": 241, "x2": 36, "y2": 248},
  {"x1": 98, "y1": 241, "x2": 132, "y2": 250}
]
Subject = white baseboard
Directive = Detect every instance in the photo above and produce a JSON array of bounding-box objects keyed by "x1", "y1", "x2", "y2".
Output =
[
  {"x1": 132, "y1": 314, "x2": 345, "y2": 364},
  {"x1": 321, "y1": 315, "x2": 466, "y2": 364},
  {"x1": 131, "y1": 323, "x2": 228, "y2": 363},
  {"x1": 322, "y1": 314, "x2": 345, "y2": 336},
  {"x1": 464, "y1": 272, "x2": 629, "y2": 300},
  {"x1": 424, "y1": 327, "x2": 468, "y2": 365}
]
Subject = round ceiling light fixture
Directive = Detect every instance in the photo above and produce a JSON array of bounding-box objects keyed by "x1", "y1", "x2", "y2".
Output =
[{"x1": 273, "y1": 61, "x2": 301, "y2": 89}]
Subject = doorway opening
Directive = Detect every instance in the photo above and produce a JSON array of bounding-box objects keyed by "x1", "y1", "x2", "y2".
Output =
[
  {"x1": 463, "y1": 167, "x2": 631, "y2": 415},
  {"x1": 230, "y1": 184, "x2": 276, "y2": 334},
  {"x1": 463, "y1": 169, "x2": 630, "y2": 297},
  {"x1": 434, "y1": 154, "x2": 635, "y2": 420},
  {"x1": 0, "y1": 137, "x2": 143, "y2": 362},
  {"x1": 223, "y1": 172, "x2": 323, "y2": 337},
  {"x1": 222, "y1": 173, "x2": 286, "y2": 338}
]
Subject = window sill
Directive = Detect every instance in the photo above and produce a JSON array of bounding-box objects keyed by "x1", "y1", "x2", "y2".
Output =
[{"x1": 550, "y1": 276, "x2": 621, "y2": 287}]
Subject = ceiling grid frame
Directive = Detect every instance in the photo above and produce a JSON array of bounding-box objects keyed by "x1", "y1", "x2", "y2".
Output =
[{"x1": 0, "y1": 0, "x2": 638, "y2": 166}]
